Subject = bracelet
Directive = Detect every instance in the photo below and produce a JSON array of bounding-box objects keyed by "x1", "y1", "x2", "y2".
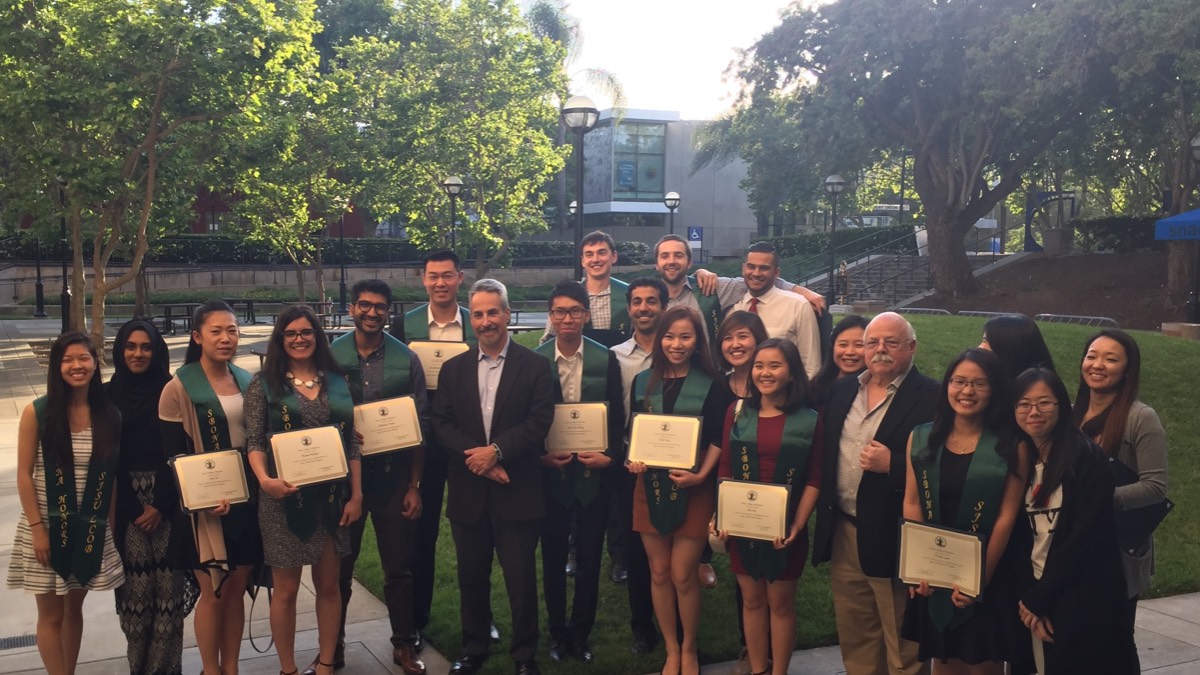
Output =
[{"x1": 27, "y1": 520, "x2": 42, "y2": 528}]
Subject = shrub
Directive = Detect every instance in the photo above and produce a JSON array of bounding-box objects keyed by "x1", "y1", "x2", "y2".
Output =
[{"x1": 1072, "y1": 215, "x2": 1164, "y2": 253}]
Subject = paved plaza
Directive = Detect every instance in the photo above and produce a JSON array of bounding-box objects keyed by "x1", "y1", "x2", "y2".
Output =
[{"x1": 0, "y1": 319, "x2": 1196, "y2": 674}]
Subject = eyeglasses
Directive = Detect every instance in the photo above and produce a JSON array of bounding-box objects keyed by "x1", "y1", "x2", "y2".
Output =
[
  {"x1": 283, "y1": 329, "x2": 316, "y2": 341},
  {"x1": 550, "y1": 307, "x2": 587, "y2": 320},
  {"x1": 1016, "y1": 400, "x2": 1059, "y2": 414},
  {"x1": 865, "y1": 338, "x2": 908, "y2": 350},
  {"x1": 354, "y1": 301, "x2": 390, "y2": 314},
  {"x1": 949, "y1": 377, "x2": 990, "y2": 391}
]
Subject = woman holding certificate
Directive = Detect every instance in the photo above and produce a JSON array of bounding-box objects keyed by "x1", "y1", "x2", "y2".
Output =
[
  {"x1": 715, "y1": 339, "x2": 822, "y2": 675},
  {"x1": 109, "y1": 319, "x2": 197, "y2": 675},
  {"x1": 901, "y1": 348, "x2": 1028, "y2": 674},
  {"x1": 245, "y1": 305, "x2": 362, "y2": 675},
  {"x1": 8, "y1": 332, "x2": 125, "y2": 675},
  {"x1": 627, "y1": 306, "x2": 735, "y2": 675},
  {"x1": 159, "y1": 299, "x2": 260, "y2": 675},
  {"x1": 1014, "y1": 368, "x2": 1137, "y2": 674}
]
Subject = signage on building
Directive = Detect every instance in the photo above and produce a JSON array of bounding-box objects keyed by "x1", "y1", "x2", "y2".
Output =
[
  {"x1": 687, "y1": 226, "x2": 703, "y2": 249},
  {"x1": 617, "y1": 161, "x2": 636, "y2": 189}
]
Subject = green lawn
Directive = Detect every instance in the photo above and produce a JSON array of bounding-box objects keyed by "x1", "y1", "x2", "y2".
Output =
[{"x1": 353, "y1": 315, "x2": 1199, "y2": 672}]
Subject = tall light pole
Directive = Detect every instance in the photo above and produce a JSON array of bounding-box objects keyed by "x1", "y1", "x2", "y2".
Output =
[
  {"x1": 664, "y1": 191, "x2": 681, "y2": 235},
  {"x1": 897, "y1": 150, "x2": 907, "y2": 225},
  {"x1": 562, "y1": 95, "x2": 599, "y2": 281},
  {"x1": 58, "y1": 180, "x2": 70, "y2": 333},
  {"x1": 338, "y1": 214, "x2": 348, "y2": 314},
  {"x1": 442, "y1": 175, "x2": 463, "y2": 250},
  {"x1": 1189, "y1": 135, "x2": 1200, "y2": 322},
  {"x1": 33, "y1": 238, "x2": 47, "y2": 318},
  {"x1": 824, "y1": 174, "x2": 847, "y2": 307}
]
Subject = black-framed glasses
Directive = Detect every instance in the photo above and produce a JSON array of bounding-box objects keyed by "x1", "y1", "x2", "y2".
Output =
[
  {"x1": 550, "y1": 307, "x2": 587, "y2": 320},
  {"x1": 283, "y1": 329, "x2": 316, "y2": 341},
  {"x1": 1016, "y1": 400, "x2": 1059, "y2": 414},
  {"x1": 949, "y1": 377, "x2": 990, "y2": 391},
  {"x1": 354, "y1": 301, "x2": 390, "y2": 314}
]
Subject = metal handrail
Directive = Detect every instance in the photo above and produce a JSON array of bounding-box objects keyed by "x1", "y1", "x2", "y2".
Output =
[
  {"x1": 781, "y1": 226, "x2": 926, "y2": 287},
  {"x1": 840, "y1": 228, "x2": 1001, "y2": 306}
]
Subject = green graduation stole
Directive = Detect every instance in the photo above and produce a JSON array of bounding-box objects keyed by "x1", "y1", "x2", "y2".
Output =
[
  {"x1": 176, "y1": 362, "x2": 254, "y2": 539},
  {"x1": 34, "y1": 397, "x2": 119, "y2": 585},
  {"x1": 728, "y1": 401, "x2": 817, "y2": 581},
  {"x1": 330, "y1": 331, "x2": 415, "y2": 501},
  {"x1": 910, "y1": 424, "x2": 1008, "y2": 631},
  {"x1": 266, "y1": 377, "x2": 354, "y2": 539},
  {"x1": 403, "y1": 304, "x2": 477, "y2": 346},
  {"x1": 687, "y1": 275, "x2": 725, "y2": 339},
  {"x1": 634, "y1": 368, "x2": 713, "y2": 535},
  {"x1": 536, "y1": 337, "x2": 611, "y2": 508}
]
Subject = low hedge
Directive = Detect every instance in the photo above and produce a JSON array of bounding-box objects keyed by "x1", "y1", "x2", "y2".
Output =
[{"x1": 1072, "y1": 215, "x2": 1164, "y2": 253}]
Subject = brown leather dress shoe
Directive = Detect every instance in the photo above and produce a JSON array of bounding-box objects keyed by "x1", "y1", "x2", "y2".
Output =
[
  {"x1": 394, "y1": 644, "x2": 427, "y2": 675},
  {"x1": 698, "y1": 562, "x2": 718, "y2": 588}
]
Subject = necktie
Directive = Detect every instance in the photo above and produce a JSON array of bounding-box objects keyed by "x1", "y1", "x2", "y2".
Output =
[{"x1": 748, "y1": 297, "x2": 759, "y2": 314}]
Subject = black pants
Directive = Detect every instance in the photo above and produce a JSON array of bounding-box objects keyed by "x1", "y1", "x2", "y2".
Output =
[
  {"x1": 542, "y1": 490, "x2": 610, "y2": 646},
  {"x1": 410, "y1": 443, "x2": 448, "y2": 632},
  {"x1": 339, "y1": 482, "x2": 417, "y2": 648},
  {"x1": 451, "y1": 513, "x2": 542, "y2": 661}
]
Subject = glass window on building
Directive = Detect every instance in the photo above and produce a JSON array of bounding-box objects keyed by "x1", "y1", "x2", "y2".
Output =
[{"x1": 613, "y1": 123, "x2": 666, "y2": 201}]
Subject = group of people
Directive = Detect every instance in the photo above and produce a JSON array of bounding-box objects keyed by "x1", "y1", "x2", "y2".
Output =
[{"x1": 7, "y1": 231, "x2": 1168, "y2": 675}]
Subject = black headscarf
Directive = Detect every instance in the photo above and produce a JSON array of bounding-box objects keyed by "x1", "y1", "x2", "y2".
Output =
[{"x1": 106, "y1": 319, "x2": 172, "y2": 426}]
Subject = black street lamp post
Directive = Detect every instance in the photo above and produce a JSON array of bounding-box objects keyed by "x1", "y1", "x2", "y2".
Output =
[
  {"x1": 59, "y1": 181, "x2": 70, "y2": 333},
  {"x1": 824, "y1": 174, "x2": 847, "y2": 307},
  {"x1": 33, "y1": 238, "x2": 47, "y2": 318},
  {"x1": 338, "y1": 215, "x2": 348, "y2": 314},
  {"x1": 664, "y1": 191, "x2": 681, "y2": 236},
  {"x1": 1189, "y1": 136, "x2": 1200, "y2": 322},
  {"x1": 442, "y1": 175, "x2": 464, "y2": 250},
  {"x1": 562, "y1": 95, "x2": 599, "y2": 281}
]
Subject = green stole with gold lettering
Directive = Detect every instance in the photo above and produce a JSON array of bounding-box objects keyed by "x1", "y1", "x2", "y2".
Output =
[
  {"x1": 634, "y1": 368, "x2": 712, "y2": 535},
  {"x1": 34, "y1": 396, "x2": 119, "y2": 585},
  {"x1": 403, "y1": 304, "x2": 477, "y2": 345},
  {"x1": 330, "y1": 331, "x2": 414, "y2": 501},
  {"x1": 910, "y1": 423, "x2": 1008, "y2": 631},
  {"x1": 728, "y1": 400, "x2": 817, "y2": 581},
  {"x1": 265, "y1": 377, "x2": 354, "y2": 539},
  {"x1": 687, "y1": 275, "x2": 724, "y2": 339},
  {"x1": 535, "y1": 337, "x2": 610, "y2": 508}
]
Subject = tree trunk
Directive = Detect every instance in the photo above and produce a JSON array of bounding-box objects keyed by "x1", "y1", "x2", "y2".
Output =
[
  {"x1": 474, "y1": 242, "x2": 492, "y2": 278},
  {"x1": 925, "y1": 215, "x2": 977, "y2": 297},
  {"x1": 69, "y1": 212, "x2": 87, "y2": 333},
  {"x1": 1168, "y1": 241, "x2": 1194, "y2": 298},
  {"x1": 134, "y1": 263, "x2": 149, "y2": 318}
]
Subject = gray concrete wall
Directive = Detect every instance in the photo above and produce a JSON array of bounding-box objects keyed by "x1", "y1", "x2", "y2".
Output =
[{"x1": 665, "y1": 120, "x2": 758, "y2": 258}]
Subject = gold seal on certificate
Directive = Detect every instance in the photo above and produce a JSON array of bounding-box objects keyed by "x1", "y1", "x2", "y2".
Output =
[
  {"x1": 354, "y1": 395, "x2": 423, "y2": 456},
  {"x1": 546, "y1": 402, "x2": 608, "y2": 454},
  {"x1": 407, "y1": 341, "x2": 469, "y2": 390},
  {"x1": 897, "y1": 519, "x2": 985, "y2": 598},
  {"x1": 269, "y1": 425, "x2": 349, "y2": 488},
  {"x1": 716, "y1": 479, "x2": 790, "y2": 541},
  {"x1": 169, "y1": 449, "x2": 250, "y2": 513},
  {"x1": 627, "y1": 413, "x2": 701, "y2": 470}
]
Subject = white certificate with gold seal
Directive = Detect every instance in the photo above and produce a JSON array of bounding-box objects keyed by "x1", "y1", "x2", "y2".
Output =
[
  {"x1": 627, "y1": 413, "x2": 701, "y2": 470},
  {"x1": 897, "y1": 519, "x2": 985, "y2": 598},
  {"x1": 354, "y1": 395, "x2": 423, "y2": 456},
  {"x1": 407, "y1": 341, "x2": 470, "y2": 390},
  {"x1": 269, "y1": 425, "x2": 349, "y2": 488},
  {"x1": 170, "y1": 449, "x2": 250, "y2": 513},
  {"x1": 716, "y1": 479, "x2": 790, "y2": 542},
  {"x1": 546, "y1": 402, "x2": 608, "y2": 454}
]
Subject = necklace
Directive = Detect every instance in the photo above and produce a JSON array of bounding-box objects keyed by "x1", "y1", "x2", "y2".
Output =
[{"x1": 286, "y1": 371, "x2": 323, "y2": 389}]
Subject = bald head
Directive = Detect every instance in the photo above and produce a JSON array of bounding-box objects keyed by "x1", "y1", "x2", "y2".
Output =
[{"x1": 863, "y1": 312, "x2": 917, "y2": 382}]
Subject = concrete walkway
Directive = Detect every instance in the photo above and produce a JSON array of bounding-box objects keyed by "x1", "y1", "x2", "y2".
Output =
[{"x1": 0, "y1": 319, "x2": 1196, "y2": 674}]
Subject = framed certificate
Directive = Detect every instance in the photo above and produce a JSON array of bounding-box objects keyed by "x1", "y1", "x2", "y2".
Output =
[
  {"x1": 717, "y1": 479, "x2": 790, "y2": 542},
  {"x1": 269, "y1": 425, "x2": 349, "y2": 488},
  {"x1": 897, "y1": 519, "x2": 986, "y2": 598},
  {"x1": 354, "y1": 395, "x2": 423, "y2": 457},
  {"x1": 407, "y1": 341, "x2": 470, "y2": 390},
  {"x1": 169, "y1": 449, "x2": 250, "y2": 513},
  {"x1": 627, "y1": 413, "x2": 702, "y2": 470},
  {"x1": 546, "y1": 402, "x2": 608, "y2": 454}
]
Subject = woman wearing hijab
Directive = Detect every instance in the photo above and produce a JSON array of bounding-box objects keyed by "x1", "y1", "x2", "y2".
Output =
[{"x1": 108, "y1": 319, "x2": 197, "y2": 675}]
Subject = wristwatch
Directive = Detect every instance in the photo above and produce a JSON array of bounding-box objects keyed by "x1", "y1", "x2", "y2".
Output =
[{"x1": 491, "y1": 442, "x2": 503, "y2": 461}]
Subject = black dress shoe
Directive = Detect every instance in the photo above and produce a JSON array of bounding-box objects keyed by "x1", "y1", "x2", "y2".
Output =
[
  {"x1": 565, "y1": 550, "x2": 577, "y2": 577},
  {"x1": 514, "y1": 659, "x2": 541, "y2": 675},
  {"x1": 609, "y1": 560, "x2": 628, "y2": 584},
  {"x1": 571, "y1": 643, "x2": 595, "y2": 663},
  {"x1": 631, "y1": 634, "x2": 658, "y2": 654},
  {"x1": 449, "y1": 654, "x2": 487, "y2": 675},
  {"x1": 490, "y1": 623, "x2": 501, "y2": 643},
  {"x1": 547, "y1": 641, "x2": 568, "y2": 662}
]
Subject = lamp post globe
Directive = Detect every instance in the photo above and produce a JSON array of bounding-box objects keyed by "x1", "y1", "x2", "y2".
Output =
[
  {"x1": 568, "y1": 200, "x2": 577, "y2": 216},
  {"x1": 442, "y1": 175, "x2": 464, "y2": 250},
  {"x1": 562, "y1": 95, "x2": 599, "y2": 280},
  {"x1": 664, "y1": 191, "x2": 681, "y2": 235},
  {"x1": 824, "y1": 174, "x2": 847, "y2": 307}
]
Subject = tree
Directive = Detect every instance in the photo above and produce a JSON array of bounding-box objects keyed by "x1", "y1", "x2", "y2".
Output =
[
  {"x1": 0, "y1": 0, "x2": 318, "y2": 346},
  {"x1": 709, "y1": 0, "x2": 1118, "y2": 296}
]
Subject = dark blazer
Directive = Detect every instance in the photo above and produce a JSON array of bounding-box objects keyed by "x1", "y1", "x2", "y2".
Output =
[
  {"x1": 812, "y1": 365, "x2": 938, "y2": 578},
  {"x1": 432, "y1": 340, "x2": 556, "y2": 523}
]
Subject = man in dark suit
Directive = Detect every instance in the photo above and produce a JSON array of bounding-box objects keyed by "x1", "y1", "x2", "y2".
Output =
[
  {"x1": 812, "y1": 312, "x2": 937, "y2": 675},
  {"x1": 433, "y1": 278, "x2": 555, "y2": 675}
]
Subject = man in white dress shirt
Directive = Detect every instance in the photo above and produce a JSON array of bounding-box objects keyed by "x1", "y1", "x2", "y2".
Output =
[{"x1": 731, "y1": 241, "x2": 822, "y2": 381}]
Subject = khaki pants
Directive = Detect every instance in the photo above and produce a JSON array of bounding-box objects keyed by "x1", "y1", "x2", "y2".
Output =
[{"x1": 830, "y1": 519, "x2": 928, "y2": 675}]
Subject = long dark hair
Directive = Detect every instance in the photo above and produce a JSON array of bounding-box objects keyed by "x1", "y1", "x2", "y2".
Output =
[
  {"x1": 1014, "y1": 367, "x2": 1080, "y2": 508},
  {"x1": 811, "y1": 314, "x2": 869, "y2": 402},
  {"x1": 715, "y1": 310, "x2": 767, "y2": 371},
  {"x1": 261, "y1": 305, "x2": 342, "y2": 398},
  {"x1": 747, "y1": 338, "x2": 812, "y2": 413},
  {"x1": 42, "y1": 332, "x2": 120, "y2": 471},
  {"x1": 919, "y1": 348, "x2": 1019, "y2": 473},
  {"x1": 185, "y1": 299, "x2": 238, "y2": 365},
  {"x1": 646, "y1": 306, "x2": 718, "y2": 394},
  {"x1": 1072, "y1": 329, "x2": 1141, "y2": 456},
  {"x1": 983, "y1": 314, "x2": 1056, "y2": 382}
]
